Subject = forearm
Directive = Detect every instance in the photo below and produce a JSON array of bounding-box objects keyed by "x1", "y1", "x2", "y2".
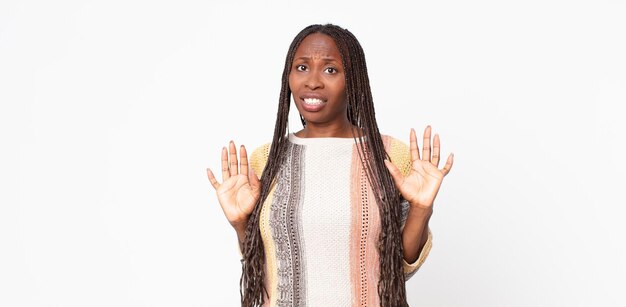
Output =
[
  {"x1": 402, "y1": 205, "x2": 433, "y2": 263},
  {"x1": 234, "y1": 222, "x2": 248, "y2": 255}
]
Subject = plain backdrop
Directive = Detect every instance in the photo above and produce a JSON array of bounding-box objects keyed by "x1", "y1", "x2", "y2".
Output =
[{"x1": 1, "y1": 0, "x2": 625, "y2": 306}]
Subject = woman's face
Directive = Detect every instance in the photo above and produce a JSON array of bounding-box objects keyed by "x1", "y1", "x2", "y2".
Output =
[{"x1": 289, "y1": 33, "x2": 348, "y2": 128}]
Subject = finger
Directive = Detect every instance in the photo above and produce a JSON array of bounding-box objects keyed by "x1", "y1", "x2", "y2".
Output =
[
  {"x1": 384, "y1": 159, "x2": 405, "y2": 189},
  {"x1": 240, "y1": 145, "x2": 249, "y2": 177},
  {"x1": 206, "y1": 168, "x2": 220, "y2": 189},
  {"x1": 229, "y1": 140, "x2": 238, "y2": 177},
  {"x1": 432, "y1": 133, "x2": 441, "y2": 167},
  {"x1": 422, "y1": 125, "x2": 432, "y2": 162},
  {"x1": 221, "y1": 146, "x2": 230, "y2": 181},
  {"x1": 249, "y1": 167, "x2": 261, "y2": 190},
  {"x1": 441, "y1": 153, "x2": 454, "y2": 177},
  {"x1": 410, "y1": 128, "x2": 420, "y2": 162}
]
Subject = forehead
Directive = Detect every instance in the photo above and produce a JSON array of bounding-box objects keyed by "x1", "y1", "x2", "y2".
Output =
[{"x1": 294, "y1": 33, "x2": 342, "y2": 60}]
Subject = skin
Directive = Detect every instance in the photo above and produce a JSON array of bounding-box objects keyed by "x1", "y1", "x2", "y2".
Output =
[
  {"x1": 288, "y1": 32, "x2": 362, "y2": 138},
  {"x1": 207, "y1": 141, "x2": 261, "y2": 252},
  {"x1": 385, "y1": 126, "x2": 454, "y2": 262},
  {"x1": 206, "y1": 33, "x2": 454, "y2": 263}
]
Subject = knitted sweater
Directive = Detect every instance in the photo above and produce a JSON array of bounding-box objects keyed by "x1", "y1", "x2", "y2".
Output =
[{"x1": 242, "y1": 133, "x2": 433, "y2": 306}]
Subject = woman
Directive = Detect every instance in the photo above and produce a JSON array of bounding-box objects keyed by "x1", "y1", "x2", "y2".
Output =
[{"x1": 207, "y1": 24, "x2": 454, "y2": 306}]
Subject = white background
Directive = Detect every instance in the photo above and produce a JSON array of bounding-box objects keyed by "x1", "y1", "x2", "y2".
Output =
[{"x1": 1, "y1": 0, "x2": 625, "y2": 306}]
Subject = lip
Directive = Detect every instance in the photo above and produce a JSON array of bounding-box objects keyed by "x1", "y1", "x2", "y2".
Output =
[
  {"x1": 298, "y1": 93, "x2": 327, "y2": 112},
  {"x1": 299, "y1": 92, "x2": 327, "y2": 100}
]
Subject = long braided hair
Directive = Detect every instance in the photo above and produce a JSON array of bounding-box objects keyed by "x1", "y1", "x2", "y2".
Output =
[{"x1": 240, "y1": 24, "x2": 408, "y2": 306}]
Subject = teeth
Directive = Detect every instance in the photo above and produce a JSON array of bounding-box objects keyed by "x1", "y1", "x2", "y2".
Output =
[{"x1": 303, "y1": 98, "x2": 324, "y2": 105}]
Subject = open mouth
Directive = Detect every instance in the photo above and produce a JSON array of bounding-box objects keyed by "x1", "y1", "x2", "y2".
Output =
[
  {"x1": 302, "y1": 98, "x2": 325, "y2": 106},
  {"x1": 299, "y1": 96, "x2": 327, "y2": 112}
]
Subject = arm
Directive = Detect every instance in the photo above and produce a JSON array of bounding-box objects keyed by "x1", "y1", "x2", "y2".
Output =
[
  {"x1": 232, "y1": 143, "x2": 271, "y2": 258},
  {"x1": 401, "y1": 205, "x2": 432, "y2": 264},
  {"x1": 398, "y1": 198, "x2": 434, "y2": 280},
  {"x1": 207, "y1": 141, "x2": 264, "y2": 259},
  {"x1": 234, "y1": 223, "x2": 247, "y2": 258},
  {"x1": 384, "y1": 126, "x2": 454, "y2": 279}
]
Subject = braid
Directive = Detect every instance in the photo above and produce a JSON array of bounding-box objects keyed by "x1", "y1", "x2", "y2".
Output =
[{"x1": 240, "y1": 24, "x2": 408, "y2": 306}]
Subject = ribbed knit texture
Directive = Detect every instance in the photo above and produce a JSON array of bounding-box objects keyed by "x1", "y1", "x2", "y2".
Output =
[{"x1": 244, "y1": 133, "x2": 433, "y2": 306}]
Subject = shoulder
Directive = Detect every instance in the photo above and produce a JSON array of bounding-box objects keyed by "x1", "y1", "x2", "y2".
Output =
[
  {"x1": 249, "y1": 142, "x2": 271, "y2": 177},
  {"x1": 381, "y1": 134, "x2": 412, "y2": 177}
]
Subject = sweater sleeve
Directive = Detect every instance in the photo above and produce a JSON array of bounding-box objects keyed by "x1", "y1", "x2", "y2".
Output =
[
  {"x1": 249, "y1": 142, "x2": 271, "y2": 179},
  {"x1": 236, "y1": 142, "x2": 271, "y2": 259},
  {"x1": 387, "y1": 136, "x2": 434, "y2": 281}
]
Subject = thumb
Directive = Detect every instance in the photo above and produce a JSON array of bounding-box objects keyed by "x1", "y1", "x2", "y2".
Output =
[
  {"x1": 384, "y1": 159, "x2": 404, "y2": 189},
  {"x1": 249, "y1": 167, "x2": 261, "y2": 190}
]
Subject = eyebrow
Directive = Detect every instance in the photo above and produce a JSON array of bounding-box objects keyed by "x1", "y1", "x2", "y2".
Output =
[{"x1": 293, "y1": 56, "x2": 339, "y2": 62}]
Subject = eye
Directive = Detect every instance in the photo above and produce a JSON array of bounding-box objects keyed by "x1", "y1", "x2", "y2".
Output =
[
  {"x1": 295, "y1": 64, "x2": 307, "y2": 71},
  {"x1": 325, "y1": 67, "x2": 338, "y2": 74}
]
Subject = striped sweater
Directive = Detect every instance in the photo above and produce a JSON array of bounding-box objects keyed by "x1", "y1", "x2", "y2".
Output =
[{"x1": 241, "y1": 133, "x2": 433, "y2": 306}]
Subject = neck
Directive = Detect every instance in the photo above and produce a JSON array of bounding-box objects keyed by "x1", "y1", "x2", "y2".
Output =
[{"x1": 295, "y1": 120, "x2": 364, "y2": 138}]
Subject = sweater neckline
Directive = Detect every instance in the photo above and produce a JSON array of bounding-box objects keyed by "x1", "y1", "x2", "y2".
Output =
[{"x1": 288, "y1": 132, "x2": 367, "y2": 145}]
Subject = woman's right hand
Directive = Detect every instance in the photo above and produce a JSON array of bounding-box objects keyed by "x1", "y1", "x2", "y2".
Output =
[{"x1": 207, "y1": 141, "x2": 261, "y2": 231}]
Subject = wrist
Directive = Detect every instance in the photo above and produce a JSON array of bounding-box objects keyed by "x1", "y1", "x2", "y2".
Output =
[
  {"x1": 409, "y1": 201, "x2": 433, "y2": 211},
  {"x1": 232, "y1": 219, "x2": 249, "y2": 233},
  {"x1": 407, "y1": 205, "x2": 433, "y2": 220}
]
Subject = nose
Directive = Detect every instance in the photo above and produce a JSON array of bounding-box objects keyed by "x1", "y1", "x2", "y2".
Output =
[{"x1": 304, "y1": 71, "x2": 324, "y2": 90}]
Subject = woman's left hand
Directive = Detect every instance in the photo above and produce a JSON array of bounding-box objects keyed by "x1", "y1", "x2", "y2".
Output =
[{"x1": 384, "y1": 125, "x2": 454, "y2": 209}]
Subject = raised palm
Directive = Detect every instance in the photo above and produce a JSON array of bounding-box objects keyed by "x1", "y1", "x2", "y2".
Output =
[
  {"x1": 384, "y1": 126, "x2": 454, "y2": 209},
  {"x1": 207, "y1": 141, "x2": 261, "y2": 229}
]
